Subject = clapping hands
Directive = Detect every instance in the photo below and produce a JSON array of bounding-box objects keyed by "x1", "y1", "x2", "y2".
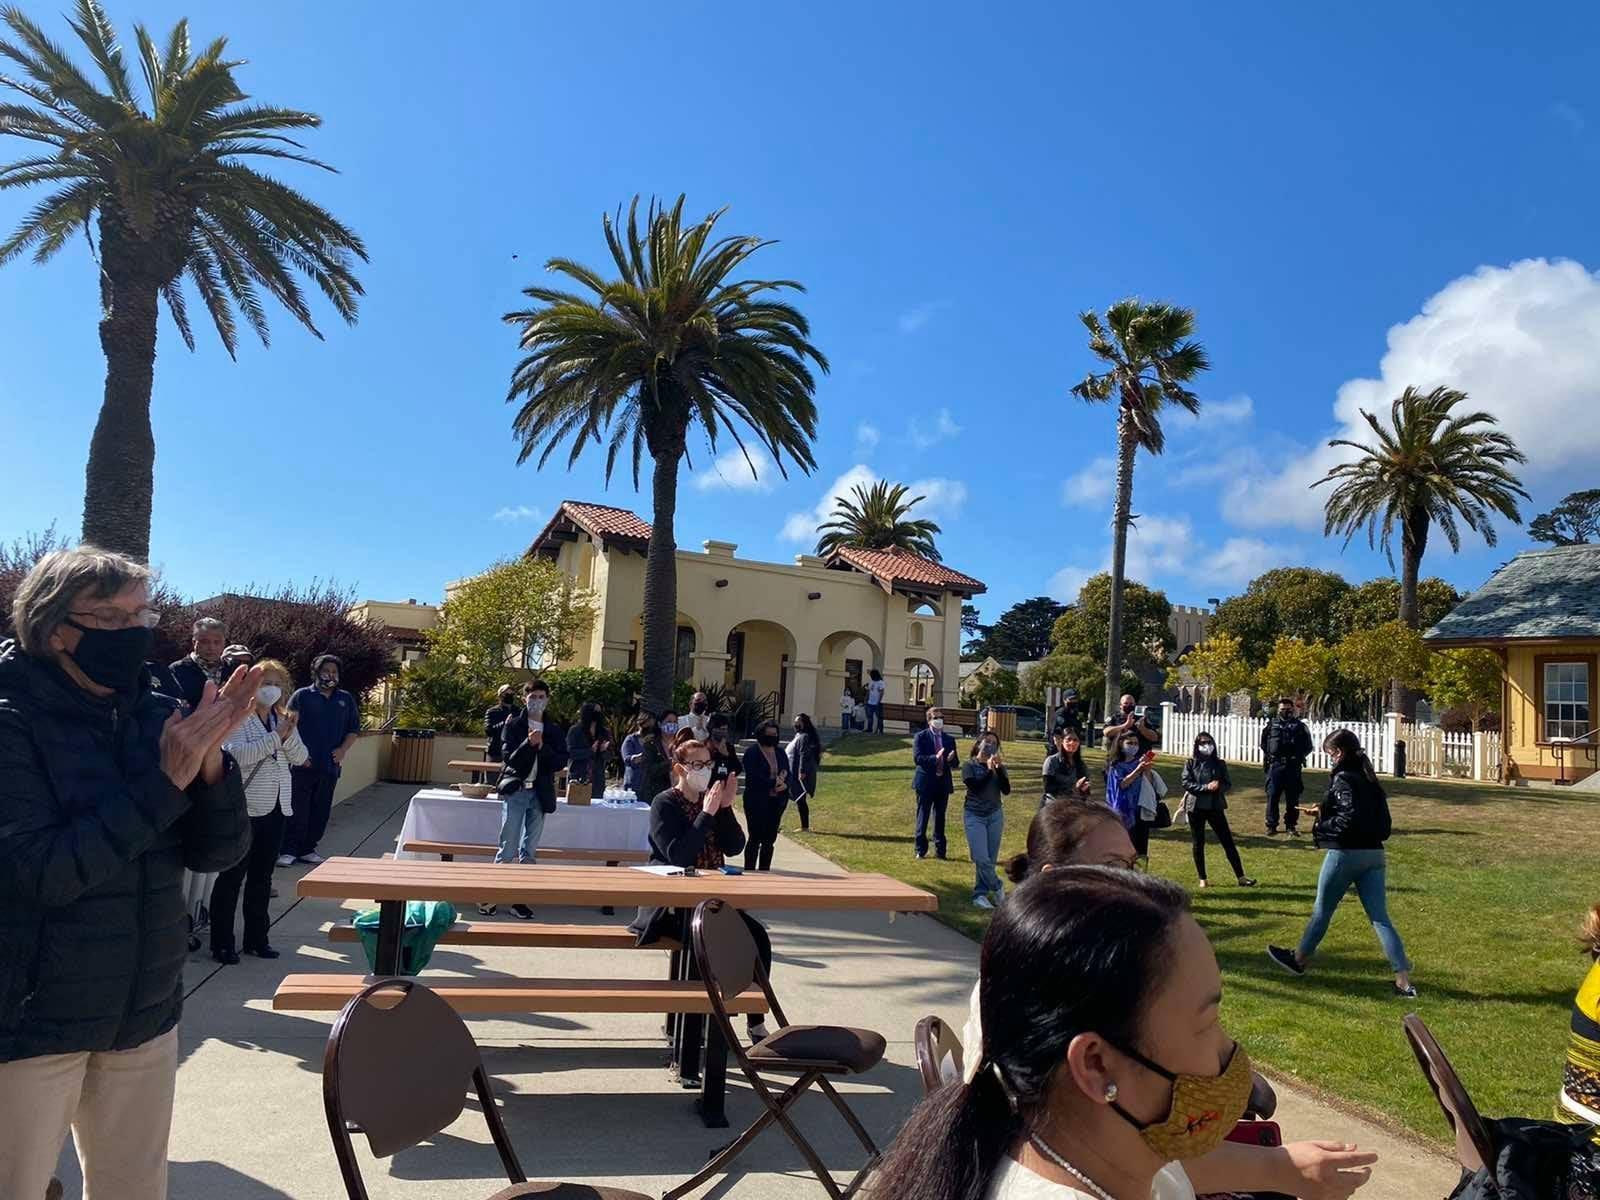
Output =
[{"x1": 161, "y1": 664, "x2": 263, "y2": 789}]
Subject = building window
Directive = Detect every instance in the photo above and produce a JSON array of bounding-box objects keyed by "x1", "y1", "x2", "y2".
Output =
[
  {"x1": 1543, "y1": 660, "x2": 1591, "y2": 740},
  {"x1": 908, "y1": 621, "x2": 924, "y2": 648},
  {"x1": 907, "y1": 661, "x2": 936, "y2": 704},
  {"x1": 674, "y1": 626, "x2": 696, "y2": 683}
]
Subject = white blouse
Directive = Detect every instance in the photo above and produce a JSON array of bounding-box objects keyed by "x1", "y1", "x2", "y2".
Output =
[{"x1": 987, "y1": 1155, "x2": 1195, "y2": 1200}]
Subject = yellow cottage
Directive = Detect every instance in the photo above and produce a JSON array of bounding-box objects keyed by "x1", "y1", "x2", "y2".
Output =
[
  {"x1": 1425, "y1": 545, "x2": 1600, "y2": 785},
  {"x1": 525, "y1": 500, "x2": 987, "y2": 725}
]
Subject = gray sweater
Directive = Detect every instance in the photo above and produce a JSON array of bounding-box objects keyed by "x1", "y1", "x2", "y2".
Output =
[{"x1": 961, "y1": 758, "x2": 1011, "y2": 817}]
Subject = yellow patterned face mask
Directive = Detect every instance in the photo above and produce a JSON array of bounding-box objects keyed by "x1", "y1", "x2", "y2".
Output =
[{"x1": 1108, "y1": 1039, "x2": 1254, "y2": 1160}]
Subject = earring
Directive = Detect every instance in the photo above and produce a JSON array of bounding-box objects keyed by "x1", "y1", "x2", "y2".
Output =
[{"x1": 1103, "y1": 1082, "x2": 1119, "y2": 1102}]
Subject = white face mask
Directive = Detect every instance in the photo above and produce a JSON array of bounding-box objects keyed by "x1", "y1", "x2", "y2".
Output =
[
  {"x1": 257, "y1": 685, "x2": 282, "y2": 707},
  {"x1": 662, "y1": 721, "x2": 679, "y2": 734},
  {"x1": 929, "y1": 718, "x2": 945, "y2": 732},
  {"x1": 1121, "y1": 742, "x2": 1141, "y2": 758},
  {"x1": 681, "y1": 766, "x2": 712, "y2": 795},
  {"x1": 527, "y1": 697, "x2": 547, "y2": 715},
  {"x1": 1197, "y1": 744, "x2": 1214, "y2": 756}
]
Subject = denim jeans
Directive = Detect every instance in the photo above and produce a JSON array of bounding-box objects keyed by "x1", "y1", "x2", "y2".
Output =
[
  {"x1": 964, "y1": 806, "x2": 1005, "y2": 901},
  {"x1": 495, "y1": 791, "x2": 546, "y2": 864},
  {"x1": 866, "y1": 703, "x2": 884, "y2": 733},
  {"x1": 1298, "y1": 848, "x2": 1411, "y2": 972}
]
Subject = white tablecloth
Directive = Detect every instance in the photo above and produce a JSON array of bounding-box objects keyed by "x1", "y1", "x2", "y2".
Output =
[{"x1": 395, "y1": 787, "x2": 652, "y2": 861}]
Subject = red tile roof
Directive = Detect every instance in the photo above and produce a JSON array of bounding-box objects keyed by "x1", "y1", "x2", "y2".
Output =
[
  {"x1": 528, "y1": 501, "x2": 652, "y2": 556},
  {"x1": 827, "y1": 546, "x2": 986, "y2": 595}
]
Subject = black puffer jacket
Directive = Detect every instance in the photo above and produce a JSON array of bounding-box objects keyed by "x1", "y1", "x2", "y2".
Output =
[
  {"x1": 1180, "y1": 755, "x2": 1232, "y2": 812},
  {"x1": 1312, "y1": 764, "x2": 1392, "y2": 851},
  {"x1": 0, "y1": 640, "x2": 251, "y2": 1061}
]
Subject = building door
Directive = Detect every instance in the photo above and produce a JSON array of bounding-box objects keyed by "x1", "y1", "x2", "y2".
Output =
[
  {"x1": 674, "y1": 627, "x2": 696, "y2": 682},
  {"x1": 778, "y1": 654, "x2": 790, "y2": 715},
  {"x1": 725, "y1": 631, "x2": 746, "y2": 688},
  {"x1": 845, "y1": 658, "x2": 863, "y2": 699}
]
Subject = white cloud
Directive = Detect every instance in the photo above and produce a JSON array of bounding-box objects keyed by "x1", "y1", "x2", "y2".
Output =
[
  {"x1": 493, "y1": 505, "x2": 543, "y2": 522},
  {"x1": 1207, "y1": 393, "x2": 1254, "y2": 423},
  {"x1": 1049, "y1": 564, "x2": 1094, "y2": 602},
  {"x1": 1228, "y1": 258, "x2": 1600, "y2": 531},
  {"x1": 855, "y1": 422, "x2": 881, "y2": 453},
  {"x1": 1061, "y1": 456, "x2": 1116, "y2": 506},
  {"x1": 1211, "y1": 537, "x2": 1282, "y2": 586},
  {"x1": 898, "y1": 301, "x2": 947, "y2": 333},
  {"x1": 692, "y1": 445, "x2": 777, "y2": 492},
  {"x1": 781, "y1": 465, "x2": 879, "y2": 542},
  {"x1": 908, "y1": 407, "x2": 962, "y2": 449},
  {"x1": 1047, "y1": 518, "x2": 1297, "y2": 599},
  {"x1": 779, "y1": 465, "x2": 967, "y2": 544}
]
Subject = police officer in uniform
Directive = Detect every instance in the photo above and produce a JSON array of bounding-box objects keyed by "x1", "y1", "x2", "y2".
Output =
[{"x1": 1260, "y1": 696, "x2": 1313, "y2": 835}]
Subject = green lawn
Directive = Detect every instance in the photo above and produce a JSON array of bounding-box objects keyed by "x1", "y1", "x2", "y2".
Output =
[{"x1": 791, "y1": 732, "x2": 1598, "y2": 1143}]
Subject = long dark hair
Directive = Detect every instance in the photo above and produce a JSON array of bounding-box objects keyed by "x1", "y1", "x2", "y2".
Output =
[
  {"x1": 1323, "y1": 727, "x2": 1378, "y2": 784},
  {"x1": 1052, "y1": 729, "x2": 1087, "y2": 776},
  {"x1": 579, "y1": 701, "x2": 604, "y2": 740},
  {"x1": 1006, "y1": 799, "x2": 1123, "y2": 884},
  {"x1": 794, "y1": 713, "x2": 818, "y2": 738},
  {"x1": 872, "y1": 869, "x2": 1190, "y2": 1200}
]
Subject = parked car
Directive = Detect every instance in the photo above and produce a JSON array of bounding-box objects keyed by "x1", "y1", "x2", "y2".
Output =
[{"x1": 978, "y1": 704, "x2": 1046, "y2": 735}]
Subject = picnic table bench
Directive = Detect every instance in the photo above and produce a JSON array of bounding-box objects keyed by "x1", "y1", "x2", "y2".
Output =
[{"x1": 284, "y1": 856, "x2": 936, "y2": 1126}]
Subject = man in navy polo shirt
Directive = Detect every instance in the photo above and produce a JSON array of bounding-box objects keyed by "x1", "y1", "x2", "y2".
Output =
[{"x1": 278, "y1": 653, "x2": 361, "y2": 866}]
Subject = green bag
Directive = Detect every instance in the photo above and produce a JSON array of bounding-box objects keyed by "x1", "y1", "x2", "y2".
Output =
[{"x1": 351, "y1": 900, "x2": 458, "y2": 974}]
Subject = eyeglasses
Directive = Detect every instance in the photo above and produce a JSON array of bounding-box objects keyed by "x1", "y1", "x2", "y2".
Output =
[
  {"x1": 68, "y1": 607, "x2": 161, "y2": 631},
  {"x1": 681, "y1": 758, "x2": 712, "y2": 769}
]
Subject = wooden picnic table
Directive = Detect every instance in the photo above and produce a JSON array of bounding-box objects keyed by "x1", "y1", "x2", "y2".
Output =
[{"x1": 296, "y1": 856, "x2": 936, "y2": 1125}]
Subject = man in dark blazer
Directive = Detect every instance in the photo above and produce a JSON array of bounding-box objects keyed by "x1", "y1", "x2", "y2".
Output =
[{"x1": 911, "y1": 704, "x2": 960, "y2": 859}]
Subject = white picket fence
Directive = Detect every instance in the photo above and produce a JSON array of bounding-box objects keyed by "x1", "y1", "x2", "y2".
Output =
[
  {"x1": 1160, "y1": 708, "x2": 1396, "y2": 774},
  {"x1": 1159, "y1": 704, "x2": 1503, "y2": 782}
]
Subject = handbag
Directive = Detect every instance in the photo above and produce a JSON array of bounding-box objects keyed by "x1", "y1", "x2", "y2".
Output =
[
  {"x1": 1153, "y1": 800, "x2": 1173, "y2": 829},
  {"x1": 565, "y1": 777, "x2": 593, "y2": 806}
]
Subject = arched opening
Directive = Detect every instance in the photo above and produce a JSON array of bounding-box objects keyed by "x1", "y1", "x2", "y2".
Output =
[
  {"x1": 908, "y1": 598, "x2": 941, "y2": 617},
  {"x1": 908, "y1": 621, "x2": 925, "y2": 649},
  {"x1": 627, "y1": 613, "x2": 704, "y2": 681},
  {"x1": 817, "y1": 630, "x2": 883, "y2": 711},
  {"x1": 724, "y1": 618, "x2": 799, "y2": 717},
  {"x1": 905, "y1": 660, "x2": 938, "y2": 705}
]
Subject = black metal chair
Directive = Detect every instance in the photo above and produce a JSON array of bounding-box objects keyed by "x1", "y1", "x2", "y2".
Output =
[
  {"x1": 322, "y1": 978, "x2": 651, "y2": 1200},
  {"x1": 1402, "y1": 1013, "x2": 1498, "y2": 1175},
  {"x1": 913, "y1": 1014, "x2": 966, "y2": 1095},
  {"x1": 664, "y1": 898, "x2": 885, "y2": 1199}
]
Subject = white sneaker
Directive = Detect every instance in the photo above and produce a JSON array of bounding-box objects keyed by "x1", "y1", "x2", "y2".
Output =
[
  {"x1": 276, "y1": 854, "x2": 295, "y2": 868},
  {"x1": 973, "y1": 895, "x2": 994, "y2": 910},
  {"x1": 297, "y1": 852, "x2": 326, "y2": 865}
]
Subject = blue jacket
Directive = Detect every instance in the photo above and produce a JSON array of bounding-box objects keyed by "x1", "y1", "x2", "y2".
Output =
[
  {"x1": 1106, "y1": 757, "x2": 1146, "y2": 829},
  {"x1": 0, "y1": 641, "x2": 251, "y2": 1060},
  {"x1": 912, "y1": 728, "x2": 959, "y2": 797}
]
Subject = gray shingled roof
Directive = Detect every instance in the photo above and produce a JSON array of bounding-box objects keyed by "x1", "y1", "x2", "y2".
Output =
[{"x1": 1425, "y1": 545, "x2": 1600, "y2": 643}]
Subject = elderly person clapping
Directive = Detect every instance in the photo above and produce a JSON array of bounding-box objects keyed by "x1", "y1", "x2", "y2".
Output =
[
  {"x1": 0, "y1": 546, "x2": 256, "y2": 1200},
  {"x1": 213, "y1": 659, "x2": 308, "y2": 964}
]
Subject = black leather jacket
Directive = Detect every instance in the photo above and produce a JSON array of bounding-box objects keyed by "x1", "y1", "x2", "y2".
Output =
[
  {"x1": 1180, "y1": 755, "x2": 1232, "y2": 812},
  {"x1": 1312, "y1": 765, "x2": 1392, "y2": 850}
]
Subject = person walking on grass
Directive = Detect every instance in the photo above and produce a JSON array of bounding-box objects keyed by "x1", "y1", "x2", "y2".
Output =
[
  {"x1": 962, "y1": 731, "x2": 1011, "y2": 909},
  {"x1": 1261, "y1": 696, "x2": 1313, "y2": 837},
  {"x1": 1180, "y1": 732, "x2": 1255, "y2": 889},
  {"x1": 787, "y1": 713, "x2": 821, "y2": 831},
  {"x1": 912, "y1": 705, "x2": 960, "y2": 859},
  {"x1": 1269, "y1": 727, "x2": 1416, "y2": 998}
]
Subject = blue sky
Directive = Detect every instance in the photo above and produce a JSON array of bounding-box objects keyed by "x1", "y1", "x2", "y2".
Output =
[{"x1": 4, "y1": 1, "x2": 1600, "y2": 625}]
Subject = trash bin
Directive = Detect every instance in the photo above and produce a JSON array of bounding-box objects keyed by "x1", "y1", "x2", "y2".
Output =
[{"x1": 387, "y1": 728, "x2": 435, "y2": 783}]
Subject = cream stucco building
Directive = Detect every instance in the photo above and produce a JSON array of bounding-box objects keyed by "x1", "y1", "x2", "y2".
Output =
[{"x1": 526, "y1": 500, "x2": 986, "y2": 722}]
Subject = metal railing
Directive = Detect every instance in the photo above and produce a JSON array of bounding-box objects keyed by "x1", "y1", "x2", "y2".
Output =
[{"x1": 1545, "y1": 724, "x2": 1599, "y2": 786}]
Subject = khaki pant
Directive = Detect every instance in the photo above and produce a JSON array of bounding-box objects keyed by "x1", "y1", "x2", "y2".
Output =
[{"x1": 0, "y1": 1027, "x2": 178, "y2": 1200}]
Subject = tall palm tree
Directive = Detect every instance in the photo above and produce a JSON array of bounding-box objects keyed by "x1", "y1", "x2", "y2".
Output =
[
  {"x1": 1071, "y1": 298, "x2": 1209, "y2": 714},
  {"x1": 1315, "y1": 385, "x2": 1527, "y2": 713},
  {"x1": 0, "y1": 1, "x2": 365, "y2": 559},
  {"x1": 505, "y1": 195, "x2": 827, "y2": 713},
  {"x1": 815, "y1": 480, "x2": 942, "y2": 560}
]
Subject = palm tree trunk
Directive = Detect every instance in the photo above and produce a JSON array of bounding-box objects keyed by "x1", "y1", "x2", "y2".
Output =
[
  {"x1": 641, "y1": 450, "x2": 682, "y2": 714},
  {"x1": 1390, "y1": 507, "x2": 1428, "y2": 716},
  {"x1": 1103, "y1": 415, "x2": 1137, "y2": 715},
  {"x1": 83, "y1": 253, "x2": 160, "y2": 561}
]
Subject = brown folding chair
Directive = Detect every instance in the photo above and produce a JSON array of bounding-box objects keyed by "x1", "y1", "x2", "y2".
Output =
[
  {"x1": 323, "y1": 978, "x2": 651, "y2": 1200},
  {"x1": 1402, "y1": 1013, "x2": 1498, "y2": 1174},
  {"x1": 665, "y1": 898, "x2": 886, "y2": 1200},
  {"x1": 913, "y1": 1014, "x2": 966, "y2": 1095}
]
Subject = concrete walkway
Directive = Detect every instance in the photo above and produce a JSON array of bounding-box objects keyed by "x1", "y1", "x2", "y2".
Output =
[{"x1": 51, "y1": 783, "x2": 1457, "y2": 1199}]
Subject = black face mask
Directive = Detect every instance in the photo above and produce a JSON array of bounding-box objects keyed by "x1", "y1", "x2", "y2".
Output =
[
  {"x1": 691, "y1": 701, "x2": 707, "y2": 715},
  {"x1": 1122, "y1": 705, "x2": 1135, "y2": 716},
  {"x1": 758, "y1": 732, "x2": 779, "y2": 747},
  {"x1": 65, "y1": 621, "x2": 153, "y2": 694}
]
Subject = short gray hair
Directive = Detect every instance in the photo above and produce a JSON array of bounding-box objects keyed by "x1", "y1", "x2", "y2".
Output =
[
  {"x1": 192, "y1": 616, "x2": 225, "y2": 638},
  {"x1": 11, "y1": 545, "x2": 151, "y2": 657}
]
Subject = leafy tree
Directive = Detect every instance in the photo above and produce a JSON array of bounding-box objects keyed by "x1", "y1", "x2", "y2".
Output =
[
  {"x1": 1333, "y1": 576, "x2": 1460, "y2": 637},
  {"x1": 815, "y1": 480, "x2": 941, "y2": 560},
  {"x1": 960, "y1": 603, "x2": 982, "y2": 636},
  {"x1": 1255, "y1": 636, "x2": 1334, "y2": 712},
  {"x1": 0, "y1": 2, "x2": 366, "y2": 559},
  {"x1": 971, "y1": 668, "x2": 1021, "y2": 708},
  {"x1": 1209, "y1": 568, "x2": 1350, "y2": 668},
  {"x1": 1165, "y1": 632, "x2": 1252, "y2": 712},
  {"x1": 424, "y1": 558, "x2": 597, "y2": 689},
  {"x1": 1426, "y1": 648, "x2": 1502, "y2": 731},
  {"x1": 1070, "y1": 298, "x2": 1209, "y2": 712},
  {"x1": 1316, "y1": 385, "x2": 1527, "y2": 713},
  {"x1": 1051, "y1": 573, "x2": 1174, "y2": 674},
  {"x1": 504, "y1": 195, "x2": 826, "y2": 714},
  {"x1": 1020, "y1": 653, "x2": 1138, "y2": 710},
  {"x1": 971, "y1": 596, "x2": 1066, "y2": 663},
  {"x1": 395, "y1": 656, "x2": 492, "y2": 735},
  {"x1": 1528, "y1": 488, "x2": 1600, "y2": 546},
  {"x1": 1334, "y1": 621, "x2": 1430, "y2": 718}
]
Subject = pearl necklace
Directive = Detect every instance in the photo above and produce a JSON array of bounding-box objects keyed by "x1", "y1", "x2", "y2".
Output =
[{"x1": 1026, "y1": 1133, "x2": 1117, "y2": 1200}]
